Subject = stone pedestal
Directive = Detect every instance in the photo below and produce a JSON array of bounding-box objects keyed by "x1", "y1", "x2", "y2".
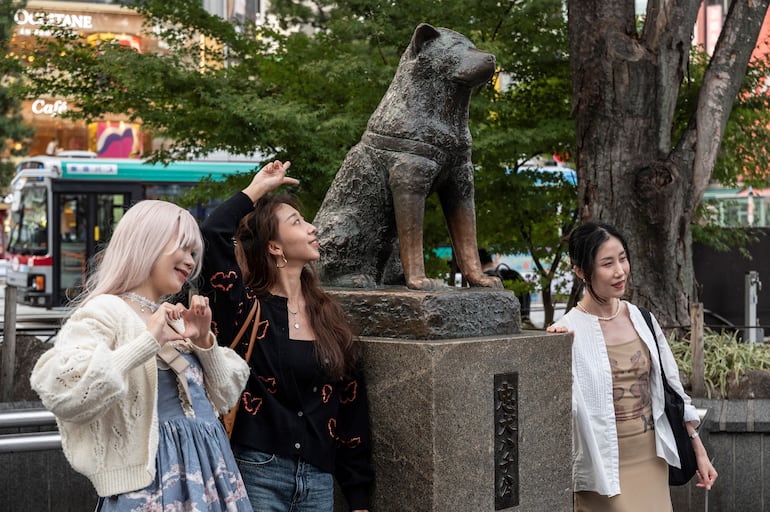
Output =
[
  {"x1": 331, "y1": 287, "x2": 521, "y2": 339},
  {"x1": 330, "y1": 289, "x2": 572, "y2": 512}
]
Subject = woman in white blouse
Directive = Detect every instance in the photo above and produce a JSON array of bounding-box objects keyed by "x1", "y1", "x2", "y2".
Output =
[{"x1": 548, "y1": 221, "x2": 717, "y2": 511}]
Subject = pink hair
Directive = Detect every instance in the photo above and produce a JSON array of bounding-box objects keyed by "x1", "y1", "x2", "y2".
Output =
[{"x1": 75, "y1": 200, "x2": 203, "y2": 308}]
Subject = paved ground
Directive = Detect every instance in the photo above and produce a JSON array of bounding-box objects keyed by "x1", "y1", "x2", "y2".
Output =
[
  {"x1": 0, "y1": 283, "x2": 68, "y2": 333},
  {"x1": 529, "y1": 303, "x2": 566, "y2": 329}
]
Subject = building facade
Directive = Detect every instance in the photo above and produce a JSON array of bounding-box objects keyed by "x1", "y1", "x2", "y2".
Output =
[{"x1": 11, "y1": 0, "x2": 267, "y2": 157}]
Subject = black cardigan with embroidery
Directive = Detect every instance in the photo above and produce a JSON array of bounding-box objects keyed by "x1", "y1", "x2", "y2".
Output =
[{"x1": 199, "y1": 192, "x2": 373, "y2": 510}]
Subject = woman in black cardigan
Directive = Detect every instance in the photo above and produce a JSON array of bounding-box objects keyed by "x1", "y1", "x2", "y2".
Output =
[{"x1": 200, "y1": 161, "x2": 373, "y2": 512}]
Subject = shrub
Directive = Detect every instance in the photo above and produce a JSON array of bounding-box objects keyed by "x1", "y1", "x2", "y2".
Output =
[{"x1": 669, "y1": 329, "x2": 770, "y2": 398}]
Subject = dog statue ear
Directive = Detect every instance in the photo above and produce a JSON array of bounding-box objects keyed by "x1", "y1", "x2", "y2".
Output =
[{"x1": 409, "y1": 23, "x2": 441, "y2": 57}]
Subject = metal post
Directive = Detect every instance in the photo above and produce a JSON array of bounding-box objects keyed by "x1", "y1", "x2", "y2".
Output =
[
  {"x1": 1, "y1": 285, "x2": 18, "y2": 401},
  {"x1": 744, "y1": 271, "x2": 762, "y2": 343},
  {"x1": 690, "y1": 303, "x2": 705, "y2": 397}
]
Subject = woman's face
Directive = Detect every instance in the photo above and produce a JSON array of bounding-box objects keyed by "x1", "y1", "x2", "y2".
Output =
[
  {"x1": 272, "y1": 203, "x2": 320, "y2": 263},
  {"x1": 588, "y1": 235, "x2": 629, "y2": 300},
  {"x1": 149, "y1": 237, "x2": 195, "y2": 297}
]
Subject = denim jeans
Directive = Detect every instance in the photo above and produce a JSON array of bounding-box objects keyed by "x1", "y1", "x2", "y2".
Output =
[{"x1": 232, "y1": 445, "x2": 334, "y2": 512}]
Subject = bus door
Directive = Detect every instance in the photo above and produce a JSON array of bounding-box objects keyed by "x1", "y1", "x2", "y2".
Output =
[{"x1": 51, "y1": 181, "x2": 143, "y2": 306}]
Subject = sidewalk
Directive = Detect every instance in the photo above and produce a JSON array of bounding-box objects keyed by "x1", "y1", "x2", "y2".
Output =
[
  {"x1": 0, "y1": 282, "x2": 69, "y2": 322},
  {"x1": 529, "y1": 303, "x2": 567, "y2": 329},
  {"x1": 0, "y1": 283, "x2": 68, "y2": 346}
]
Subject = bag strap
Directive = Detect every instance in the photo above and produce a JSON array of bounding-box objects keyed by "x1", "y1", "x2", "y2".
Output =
[
  {"x1": 639, "y1": 306, "x2": 668, "y2": 382},
  {"x1": 228, "y1": 300, "x2": 261, "y2": 363}
]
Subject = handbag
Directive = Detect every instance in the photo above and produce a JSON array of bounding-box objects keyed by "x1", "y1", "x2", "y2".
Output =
[
  {"x1": 639, "y1": 306, "x2": 698, "y2": 486},
  {"x1": 221, "y1": 299, "x2": 262, "y2": 439}
]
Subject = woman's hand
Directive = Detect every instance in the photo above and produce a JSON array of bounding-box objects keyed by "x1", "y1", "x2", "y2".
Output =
[
  {"x1": 146, "y1": 302, "x2": 186, "y2": 345},
  {"x1": 546, "y1": 324, "x2": 575, "y2": 344},
  {"x1": 146, "y1": 298, "x2": 213, "y2": 348},
  {"x1": 692, "y1": 436, "x2": 718, "y2": 490},
  {"x1": 181, "y1": 295, "x2": 214, "y2": 348},
  {"x1": 243, "y1": 160, "x2": 299, "y2": 202}
]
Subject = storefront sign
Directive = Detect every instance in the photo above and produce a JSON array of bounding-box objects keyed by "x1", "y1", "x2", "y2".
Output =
[
  {"x1": 31, "y1": 99, "x2": 68, "y2": 117},
  {"x1": 14, "y1": 9, "x2": 94, "y2": 37}
]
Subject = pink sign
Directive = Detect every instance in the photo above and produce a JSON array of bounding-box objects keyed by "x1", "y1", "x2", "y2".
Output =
[{"x1": 89, "y1": 121, "x2": 142, "y2": 158}]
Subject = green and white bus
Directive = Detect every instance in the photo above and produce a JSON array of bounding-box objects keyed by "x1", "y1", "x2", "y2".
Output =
[{"x1": 6, "y1": 155, "x2": 258, "y2": 307}]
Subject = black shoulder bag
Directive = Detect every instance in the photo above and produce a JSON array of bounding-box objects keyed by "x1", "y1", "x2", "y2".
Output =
[{"x1": 639, "y1": 306, "x2": 698, "y2": 486}]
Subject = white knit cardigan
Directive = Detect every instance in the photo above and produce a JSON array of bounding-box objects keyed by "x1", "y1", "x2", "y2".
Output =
[{"x1": 30, "y1": 294, "x2": 249, "y2": 497}]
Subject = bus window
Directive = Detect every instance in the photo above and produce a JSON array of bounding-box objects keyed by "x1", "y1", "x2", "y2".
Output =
[
  {"x1": 95, "y1": 193, "x2": 126, "y2": 249},
  {"x1": 59, "y1": 193, "x2": 130, "y2": 303},
  {"x1": 144, "y1": 183, "x2": 188, "y2": 200},
  {"x1": 59, "y1": 195, "x2": 86, "y2": 298},
  {"x1": 8, "y1": 186, "x2": 48, "y2": 256}
]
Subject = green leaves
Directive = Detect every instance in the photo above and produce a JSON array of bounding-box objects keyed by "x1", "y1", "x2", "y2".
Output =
[
  {"x1": 1, "y1": 0, "x2": 33, "y2": 175},
  {"x1": 670, "y1": 330, "x2": 770, "y2": 398},
  {"x1": 676, "y1": 47, "x2": 770, "y2": 192},
  {"x1": 15, "y1": 0, "x2": 576, "y2": 306}
]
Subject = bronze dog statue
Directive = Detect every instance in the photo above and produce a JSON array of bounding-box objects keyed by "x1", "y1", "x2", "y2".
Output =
[{"x1": 314, "y1": 23, "x2": 501, "y2": 290}]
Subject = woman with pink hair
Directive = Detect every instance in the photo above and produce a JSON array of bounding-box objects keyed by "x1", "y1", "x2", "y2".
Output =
[{"x1": 31, "y1": 200, "x2": 253, "y2": 511}]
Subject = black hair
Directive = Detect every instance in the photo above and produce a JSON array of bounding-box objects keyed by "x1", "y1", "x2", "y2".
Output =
[
  {"x1": 567, "y1": 221, "x2": 631, "y2": 303},
  {"x1": 478, "y1": 248, "x2": 492, "y2": 266}
]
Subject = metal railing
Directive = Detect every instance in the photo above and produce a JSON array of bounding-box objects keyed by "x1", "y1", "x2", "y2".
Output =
[{"x1": 0, "y1": 408, "x2": 61, "y2": 453}]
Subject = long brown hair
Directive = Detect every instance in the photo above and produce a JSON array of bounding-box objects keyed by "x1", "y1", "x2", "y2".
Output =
[{"x1": 236, "y1": 194, "x2": 362, "y2": 380}]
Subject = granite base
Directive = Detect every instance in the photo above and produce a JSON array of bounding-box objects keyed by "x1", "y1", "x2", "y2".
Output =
[{"x1": 351, "y1": 331, "x2": 572, "y2": 511}]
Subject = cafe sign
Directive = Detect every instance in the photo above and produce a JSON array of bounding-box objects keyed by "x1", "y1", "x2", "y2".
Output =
[{"x1": 31, "y1": 99, "x2": 68, "y2": 117}]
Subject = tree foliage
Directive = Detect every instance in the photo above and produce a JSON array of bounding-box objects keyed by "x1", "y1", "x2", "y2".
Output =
[
  {"x1": 19, "y1": 0, "x2": 575, "y2": 316},
  {"x1": 1, "y1": 0, "x2": 33, "y2": 187},
  {"x1": 675, "y1": 46, "x2": 770, "y2": 191},
  {"x1": 673, "y1": 46, "x2": 770, "y2": 255},
  {"x1": 22, "y1": 0, "x2": 574, "y2": 206}
]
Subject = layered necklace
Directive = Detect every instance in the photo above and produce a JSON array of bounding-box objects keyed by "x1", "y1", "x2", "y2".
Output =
[
  {"x1": 575, "y1": 299, "x2": 621, "y2": 321},
  {"x1": 122, "y1": 292, "x2": 160, "y2": 313},
  {"x1": 288, "y1": 301, "x2": 302, "y2": 329}
]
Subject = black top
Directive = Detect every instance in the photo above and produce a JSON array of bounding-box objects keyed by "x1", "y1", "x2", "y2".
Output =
[{"x1": 199, "y1": 192, "x2": 373, "y2": 510}]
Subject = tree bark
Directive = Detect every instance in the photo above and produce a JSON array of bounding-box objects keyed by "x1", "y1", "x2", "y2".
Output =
[{"x1": 569, "y1": 0, "x2": 770, "y2": 328}]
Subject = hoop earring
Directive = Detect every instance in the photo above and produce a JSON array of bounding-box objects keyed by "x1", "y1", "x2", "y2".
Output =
[{"x1": 276, "y1": 255, "x2": 288, "y2": 268}]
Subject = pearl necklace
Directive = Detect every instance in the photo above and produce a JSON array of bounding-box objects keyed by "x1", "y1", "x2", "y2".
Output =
[
  {"x1": 122, "y1": 292, "x2": 160, "y2": 313},
  {"x1": 575, "y1": 299, "x2": 621, "y2": 321}
]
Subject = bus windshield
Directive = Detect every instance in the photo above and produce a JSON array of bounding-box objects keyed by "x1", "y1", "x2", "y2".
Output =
[{"x1": 8, "y1": 186, "x2": 48, "y2": 256}]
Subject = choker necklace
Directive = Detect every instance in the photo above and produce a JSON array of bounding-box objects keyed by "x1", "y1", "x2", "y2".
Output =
[
  {"x1": 288, "y1": 304, "x2": 300, "y2": 329},
  {"x1": 576, "y1": 300, "x2": 621, "y2": 321},
  {"x1": 122, "y1": 292, "x2": 160, "y2": 313}
]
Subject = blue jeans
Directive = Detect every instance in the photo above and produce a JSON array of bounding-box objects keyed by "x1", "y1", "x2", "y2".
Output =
[{"x1": 232, "y1": 446, "x2": 334, "y2": 512}]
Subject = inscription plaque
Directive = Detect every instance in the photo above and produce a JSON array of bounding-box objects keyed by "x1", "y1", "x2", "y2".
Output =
[{"x1": 494, "y1": 372, "x2": 519, "y2": 510}]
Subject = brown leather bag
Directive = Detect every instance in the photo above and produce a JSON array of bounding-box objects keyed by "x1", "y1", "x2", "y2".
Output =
[{"x1": 221, "y1": 299, "x2": 261, "y2": 438}]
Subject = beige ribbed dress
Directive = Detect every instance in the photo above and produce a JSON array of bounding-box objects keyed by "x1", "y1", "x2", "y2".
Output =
[{"x1": 574, "y1": 338, "x2": 672, "y2": 512}]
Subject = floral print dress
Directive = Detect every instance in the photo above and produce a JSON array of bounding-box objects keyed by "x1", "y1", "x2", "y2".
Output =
[{"x1": 97, "y1": 349, "x2": 252, "y2": 512}]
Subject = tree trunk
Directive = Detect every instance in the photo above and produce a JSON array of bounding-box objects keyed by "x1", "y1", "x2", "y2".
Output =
[
  {"x1": 568, "y1": 0, "x2": 770, "y2": 328},
  {"x1": 542, "y1": 286, "x2": 554, "y2": 327}
]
